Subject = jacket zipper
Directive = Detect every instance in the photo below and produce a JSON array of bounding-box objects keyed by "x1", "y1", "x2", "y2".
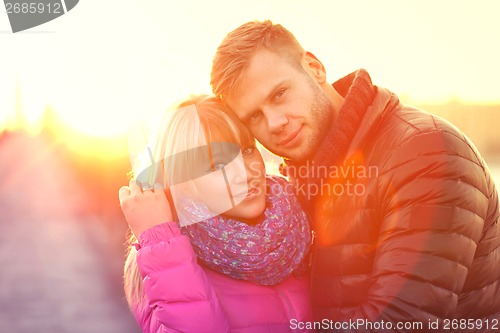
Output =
[{"x1": 308, "y1": 229, "x2": 316, "y2": 268}]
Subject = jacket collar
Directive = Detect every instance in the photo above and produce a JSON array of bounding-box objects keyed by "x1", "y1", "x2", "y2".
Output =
[{"x1": 345, "y1": 87, "x2": 400, "y2": 160}]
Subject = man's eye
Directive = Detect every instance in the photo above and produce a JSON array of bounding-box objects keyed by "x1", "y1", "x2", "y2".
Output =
[
  {"x1": 274, "y1": 88, "x2": 287, "y2": 100},
  {"x1": 242, "y1": 146, "x2": 255, "y2": 156},
  {"x1": 248, "y1": 112, "x2": 262, "y2": 122}
]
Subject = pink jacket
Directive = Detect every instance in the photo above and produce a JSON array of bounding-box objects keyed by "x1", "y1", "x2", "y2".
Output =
[{"x1": 132, "y1": 221, "x2": 314, "y2": 333}]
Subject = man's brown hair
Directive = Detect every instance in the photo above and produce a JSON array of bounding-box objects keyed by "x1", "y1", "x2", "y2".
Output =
[{"x1": 211, "y1": 20, "x2": 304, "y2": 100}]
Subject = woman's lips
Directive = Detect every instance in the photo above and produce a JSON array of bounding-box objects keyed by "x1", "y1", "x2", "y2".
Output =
[{"x1": 233, "y1": 185, "x2": 260, "y2": 203}]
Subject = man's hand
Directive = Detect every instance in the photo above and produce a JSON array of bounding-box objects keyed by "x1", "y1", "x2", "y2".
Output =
[{"x1": 119, "y1": 180, "x2": 173, "y2": 238}]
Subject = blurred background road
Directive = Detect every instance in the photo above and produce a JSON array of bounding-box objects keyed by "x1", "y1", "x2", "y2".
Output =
[{"x1": 0, "y1": 132, "x2": 140, "y2": 333}]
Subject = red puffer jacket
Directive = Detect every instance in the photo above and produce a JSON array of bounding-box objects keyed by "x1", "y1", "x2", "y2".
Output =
[{"x1": 308, "y1": 80, "x2": 500, "y2": 331}]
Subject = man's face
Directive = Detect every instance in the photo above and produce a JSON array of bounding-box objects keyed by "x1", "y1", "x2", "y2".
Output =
[{"x1": 226, "y1": 49, "x2": 333, "y2": 160}]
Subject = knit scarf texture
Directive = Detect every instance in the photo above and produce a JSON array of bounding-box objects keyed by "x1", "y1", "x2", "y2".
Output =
[
  {"x1": 283, "y1": 69, "x2": 377, "y2": 204},
  {"x1": 181, "y1": 176, "x2": 311, "y2": 286}
]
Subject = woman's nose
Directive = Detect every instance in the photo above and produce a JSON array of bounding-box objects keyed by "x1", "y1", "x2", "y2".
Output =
[{"x1": 232, "y1": 158, "x2": 249, "y2": 184}]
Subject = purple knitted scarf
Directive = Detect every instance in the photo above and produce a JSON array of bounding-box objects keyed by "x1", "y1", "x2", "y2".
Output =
[{"x1": 181, "y1": 176, "x2": 311, "y2": 285}]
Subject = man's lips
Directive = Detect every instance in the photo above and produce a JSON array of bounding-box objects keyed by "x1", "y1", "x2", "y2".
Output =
[{"x1": 277, "y1": 126, "x2": 302, "y2": 147}]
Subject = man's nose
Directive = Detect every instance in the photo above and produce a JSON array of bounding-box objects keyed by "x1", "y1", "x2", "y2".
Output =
[{"x1": 265, "y1": 109, "x2": 288, "y2": 134}]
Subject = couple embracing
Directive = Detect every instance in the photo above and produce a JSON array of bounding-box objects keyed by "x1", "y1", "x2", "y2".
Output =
[{"x1": 119, "y1": 21, "x2": 500, "y2": 333}]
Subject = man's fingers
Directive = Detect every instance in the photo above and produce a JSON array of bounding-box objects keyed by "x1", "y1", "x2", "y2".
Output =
[{"x1": 118, "y1": 186, "x2": 130, "y2": 204}]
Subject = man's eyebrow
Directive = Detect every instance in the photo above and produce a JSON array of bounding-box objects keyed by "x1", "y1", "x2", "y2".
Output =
[{"x1": 241, "y1": 79, "x2": 289, "y2": 120}]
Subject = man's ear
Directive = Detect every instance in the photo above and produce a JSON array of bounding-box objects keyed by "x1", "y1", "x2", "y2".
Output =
[{"x1": 303, "y1": 51, "x2": 327, "y2": 84}]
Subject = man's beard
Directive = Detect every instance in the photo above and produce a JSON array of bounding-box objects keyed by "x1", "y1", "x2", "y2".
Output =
[{"x1": 284, "y1": 78, "x2": 334, "y2": 161}]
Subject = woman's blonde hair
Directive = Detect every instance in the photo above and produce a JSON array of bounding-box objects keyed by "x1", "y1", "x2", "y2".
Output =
[{"x1": 123, "y1": 95, "x2": 255, "y2": 307}]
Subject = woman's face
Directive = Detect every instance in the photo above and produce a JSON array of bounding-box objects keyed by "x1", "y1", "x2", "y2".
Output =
[{"x1": 190, "y1": 143, "x2": 267, "y2": 221}]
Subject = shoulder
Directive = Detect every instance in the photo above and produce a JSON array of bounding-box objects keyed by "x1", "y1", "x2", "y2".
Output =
[
  {"x1": 371, "y1": 105, "x2": 492, "y2": 203},
  {"x1": 350, "y1": 88, "x2": 474, "y2": 165},
  {"x1": 386, "y1": 103, "x2": 469, "y2": 146},
  {"x1": 373, "y1": 104, "x2": 482, "y2": 166}
]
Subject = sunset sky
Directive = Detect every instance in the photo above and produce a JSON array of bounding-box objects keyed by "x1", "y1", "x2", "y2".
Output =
[{"x1": 1, "y1": 0, "x2": 499, "y2": 138}]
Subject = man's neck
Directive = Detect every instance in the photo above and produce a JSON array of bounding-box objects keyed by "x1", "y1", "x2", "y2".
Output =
[{"x1": 322, "y1": 81, "x2": 345, "y2": 125}]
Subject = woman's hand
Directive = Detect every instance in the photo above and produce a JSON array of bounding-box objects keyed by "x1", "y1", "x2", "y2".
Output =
[{"x1": 119, "y1": 180, "x2": 173, "y2": 238}]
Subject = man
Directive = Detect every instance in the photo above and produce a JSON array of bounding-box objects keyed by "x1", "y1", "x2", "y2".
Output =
[{"x1": 210, "y1": 20, "x2": 500, "y2": 331}]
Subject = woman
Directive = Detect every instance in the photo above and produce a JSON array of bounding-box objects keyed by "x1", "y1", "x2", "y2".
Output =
[{"x1": 119, "y1": 95, "x2": 315, "y2": 333}]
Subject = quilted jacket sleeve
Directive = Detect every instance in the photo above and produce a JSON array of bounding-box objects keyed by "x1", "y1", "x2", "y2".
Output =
[
  {"x1": 339, "y1": 122, "x2": 493, "y2": 330},
  {"x1": 133, "y1": 222, "x2": 230, "y2": 333}
]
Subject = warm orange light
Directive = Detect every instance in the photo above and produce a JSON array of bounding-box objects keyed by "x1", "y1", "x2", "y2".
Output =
[{"x1": 13, "y1": 105, "x2": 130, "y2": 160}]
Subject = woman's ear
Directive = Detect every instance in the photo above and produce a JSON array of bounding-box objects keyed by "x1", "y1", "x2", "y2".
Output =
[{"x1": 303, "y1": 51, "x2": 327, "y2": 84}]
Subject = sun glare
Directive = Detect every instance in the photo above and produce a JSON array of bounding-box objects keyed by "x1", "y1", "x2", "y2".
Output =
[{"x1": 1, "y1": 0, "x2": 499, "y2": 159}]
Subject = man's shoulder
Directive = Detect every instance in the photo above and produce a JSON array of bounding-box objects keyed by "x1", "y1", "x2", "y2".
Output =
[
  {"x1": 374, "y1": 103, "x2": 469, "y2": 151},
  {"x1": 362, "y1": 102, "x2": 484, "y2": 168},
  {"x1": 350, "y1": 88, "x2": 466, "y2": 158},
  {"x1": 396, "y1": 104, "x2": 463, "y2": 136}
]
